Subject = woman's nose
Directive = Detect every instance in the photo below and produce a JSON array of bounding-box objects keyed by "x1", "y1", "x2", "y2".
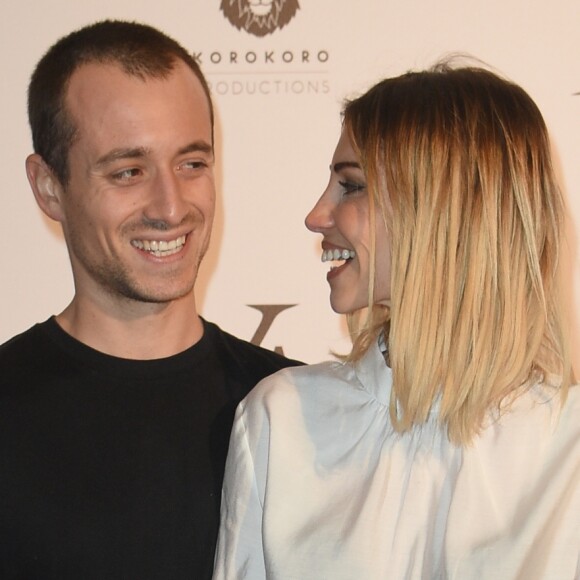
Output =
[{"x1": 305, "y1": 191, "x2": 334, "y2": 233}]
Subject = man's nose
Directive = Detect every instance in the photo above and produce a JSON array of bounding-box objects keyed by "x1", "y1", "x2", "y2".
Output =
[{"x1": 143, "y1": 169, "x2": 189, "y2": 227}]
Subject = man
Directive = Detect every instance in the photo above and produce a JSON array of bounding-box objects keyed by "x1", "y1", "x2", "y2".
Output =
[{"x1": 0, "y1": 20, "x2": 300, "y2": 579}]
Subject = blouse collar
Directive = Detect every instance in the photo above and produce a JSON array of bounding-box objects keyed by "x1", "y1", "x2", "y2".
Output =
[{"x1": 353, "y1": 337, "x2": 393, "y2": 407}]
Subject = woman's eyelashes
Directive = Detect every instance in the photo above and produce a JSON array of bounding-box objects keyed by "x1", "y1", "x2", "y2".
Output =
[{"x1": 338, "y1": 179, "x2": 366, "y2": 196}]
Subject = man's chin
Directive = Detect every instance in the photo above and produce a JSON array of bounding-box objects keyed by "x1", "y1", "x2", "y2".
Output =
[{"x1": 114, "y1": 282, "x2": 196, "y2": 306}]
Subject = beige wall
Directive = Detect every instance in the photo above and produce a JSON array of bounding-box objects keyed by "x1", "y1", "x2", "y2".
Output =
[{"x1": 1, "y1": 1, "x2": 578, "y2": 370}]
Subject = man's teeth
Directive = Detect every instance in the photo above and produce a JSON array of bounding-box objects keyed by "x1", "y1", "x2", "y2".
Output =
[
  {"x1": 132, "y1": 235, "x2": 186, "y2": 257},
  {"x1": 321, "y1": 248, "x2": 356, "y2": 263}
]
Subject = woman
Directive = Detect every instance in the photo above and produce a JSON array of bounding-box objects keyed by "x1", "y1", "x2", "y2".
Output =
[{"x1": 213, "y1": 64, "x2": 579, "y2": 579}]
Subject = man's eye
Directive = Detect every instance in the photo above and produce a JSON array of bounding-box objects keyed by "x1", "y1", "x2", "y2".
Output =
[
  {"x1": 111, "y1": 168, "x2": 141, "y2": 182},
  {"x1": 179, "y1": 160, "x2": 208, "y2": 172},
  {"x1": 338, "y1": 180, "x2": 366, "y2": 195}
]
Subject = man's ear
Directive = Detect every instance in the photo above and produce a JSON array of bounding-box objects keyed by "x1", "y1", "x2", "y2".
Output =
[{"x1": 25, "y1": 154, "x2": 66, "y2": 222}]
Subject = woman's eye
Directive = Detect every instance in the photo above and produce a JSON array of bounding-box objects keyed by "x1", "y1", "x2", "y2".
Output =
[{"x1": 338, "y1": 180, "x2": 366, "y2": 195}]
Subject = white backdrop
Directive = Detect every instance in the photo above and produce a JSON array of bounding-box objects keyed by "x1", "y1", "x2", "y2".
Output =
[{"x1": 1, "y1": 1, "x2": 578, "y2": 370}]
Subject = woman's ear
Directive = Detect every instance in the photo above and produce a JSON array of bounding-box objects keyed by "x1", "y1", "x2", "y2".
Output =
[{"x1": 25, "y1": 154, "x2": 66, "y2": 222}]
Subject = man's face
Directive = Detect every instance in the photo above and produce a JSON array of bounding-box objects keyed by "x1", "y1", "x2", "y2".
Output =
[{"x1": 59, "y1": 61, "x2": 215, "y2": 309}]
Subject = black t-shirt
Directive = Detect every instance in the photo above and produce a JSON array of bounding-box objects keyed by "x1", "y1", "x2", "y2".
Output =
[{"x1": 0, "y1": 317, "x2": 301, "y2": 579}]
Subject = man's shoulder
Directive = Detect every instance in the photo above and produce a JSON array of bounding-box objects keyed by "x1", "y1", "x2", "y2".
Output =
[
  {"x1": 202, "y1": 319, "x2": 303, "y2": 377},
  {"x1": 0, "y1": 320, "x2": 57, "y2": 396},
  {"x1": 0, "y1": 321, "x2": 48, "y2": 361}
]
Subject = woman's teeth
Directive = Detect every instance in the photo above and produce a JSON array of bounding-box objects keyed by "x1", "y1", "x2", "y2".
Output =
[{"x1": 321, "y1": 248, "x2": 356, "y2": 263}]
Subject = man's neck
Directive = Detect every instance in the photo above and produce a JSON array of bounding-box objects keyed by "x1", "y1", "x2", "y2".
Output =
[{"x1": 56, "y1": 296, "x2": 204, "y2": 360}]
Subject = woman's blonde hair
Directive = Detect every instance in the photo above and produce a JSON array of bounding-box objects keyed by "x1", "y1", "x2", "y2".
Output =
[{"x1": 344, "y1": 63, "x2": 572, "y2": 445}]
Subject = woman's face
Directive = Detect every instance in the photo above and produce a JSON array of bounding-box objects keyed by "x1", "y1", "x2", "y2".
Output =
[{"x1": 305, "y1": 129, "x2": 391, "y2": 314}]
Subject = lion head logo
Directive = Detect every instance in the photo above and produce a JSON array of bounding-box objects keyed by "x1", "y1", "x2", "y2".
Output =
[{"x1": 220, "y1": 0, "x2": 300, "y2": 37}]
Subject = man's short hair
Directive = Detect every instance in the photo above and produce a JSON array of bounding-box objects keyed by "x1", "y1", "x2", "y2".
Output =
[{"x1": 28, "y1": 20, "x2": 213, "y2": 185}]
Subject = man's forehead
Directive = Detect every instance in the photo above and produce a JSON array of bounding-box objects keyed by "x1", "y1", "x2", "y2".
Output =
[
  {"x1": 63, "y1": 59, "x2": 213, "y2": 158},
  {"x1": 67, "y1": 60, "x2": 162, "y2": 94},
  {"x1": 64, "y1": 60, "x2": 210, "y2": 123},
  {"x1": 66, "y1": 59, "x2": 204, "y2": 99}
]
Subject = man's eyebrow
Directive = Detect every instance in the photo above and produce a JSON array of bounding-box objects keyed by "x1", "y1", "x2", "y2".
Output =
[
  {"x1": 96, "y1": 147, "x2": 149, "y2": 167},
  {"x1": 177, "y1": 140, "x2": 213, "y2": 156},
  {"x1": 95, "y1": 141, "x2": 214, "y2": 167},
  {"x1": 331, "y1": 161, "x2": 361, "y2": 173}
]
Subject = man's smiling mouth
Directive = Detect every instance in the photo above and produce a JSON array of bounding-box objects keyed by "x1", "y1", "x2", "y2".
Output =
[{"x1": 131, "y1": 235, "x2": 186, "y2": 257}]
